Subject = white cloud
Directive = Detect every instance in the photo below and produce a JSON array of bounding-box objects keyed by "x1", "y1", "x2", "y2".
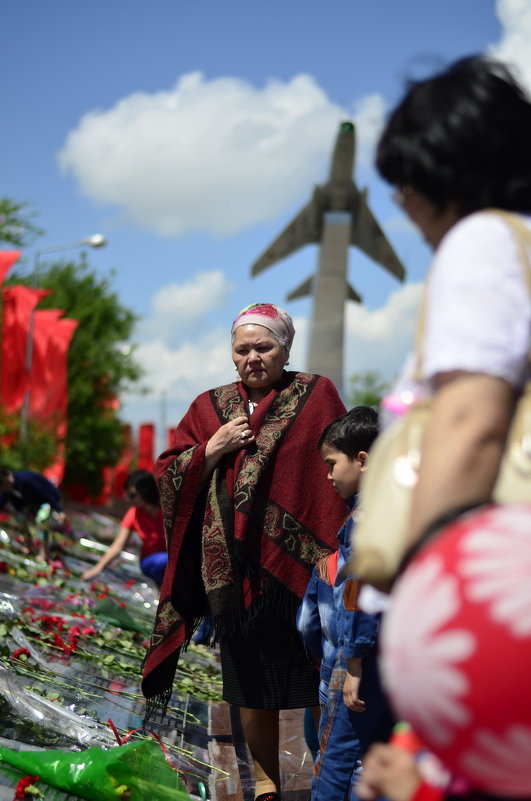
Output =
[
  {"x1": 137, "y1": 269, "x2": 233, "y2": 345},
  {"x1": 491, "y1": 0, "x2": 531, "y2": 90},
  {"x1": 345, "y1": 282, "x2": 422, "y2": 382},
  {"x1": 58, "y1": 72, "x2": 386, "y2": 237},
  {"x1": 352, "y1": 93, "x2": 387, "y2": 176}
]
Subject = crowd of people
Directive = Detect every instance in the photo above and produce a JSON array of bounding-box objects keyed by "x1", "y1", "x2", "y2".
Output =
[{"x1": 5, "y1": 51, "x2": 531, "y2": 801}]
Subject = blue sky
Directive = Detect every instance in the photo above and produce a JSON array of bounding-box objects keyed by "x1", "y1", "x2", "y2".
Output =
[{"x1": 1, "y1": 1, "x2": 526, "y2": 450}]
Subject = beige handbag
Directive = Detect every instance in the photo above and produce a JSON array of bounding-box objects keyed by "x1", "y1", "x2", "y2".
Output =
[{"x1": 353, "y1": 210, "x2": 531, "y2": 591}]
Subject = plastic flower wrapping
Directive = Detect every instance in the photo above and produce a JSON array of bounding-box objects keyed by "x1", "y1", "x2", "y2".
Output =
[{"x1": 0, "y1": 514, "x2": 226, "y2": 800}]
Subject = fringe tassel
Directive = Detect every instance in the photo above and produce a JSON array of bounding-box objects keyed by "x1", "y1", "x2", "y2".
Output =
[{"x1": 143, "y1": 687, "x2": 173, "y2": 726}]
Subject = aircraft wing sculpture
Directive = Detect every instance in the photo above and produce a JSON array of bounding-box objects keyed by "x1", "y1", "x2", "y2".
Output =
[{"x1": 250, "y1": 121, "x2": 405, "y2": 395}]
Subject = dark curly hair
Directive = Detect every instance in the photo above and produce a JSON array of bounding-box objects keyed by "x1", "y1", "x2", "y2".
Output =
[{"x1": 376, "y1": 55, "x2": 531, "y2": 216}]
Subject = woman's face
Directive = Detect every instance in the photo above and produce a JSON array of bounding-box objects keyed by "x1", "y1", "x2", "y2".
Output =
[
  {"x1": 232, "y1": 324, "x2": 287, "y2": 391},
  {"x1": 398, "y1": 188, "x2": 460, "y2": 249}
]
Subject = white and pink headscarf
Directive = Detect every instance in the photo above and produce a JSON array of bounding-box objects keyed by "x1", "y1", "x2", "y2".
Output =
[{"x1": 231, "y1": 303, "x2": 295, "y2": 354}]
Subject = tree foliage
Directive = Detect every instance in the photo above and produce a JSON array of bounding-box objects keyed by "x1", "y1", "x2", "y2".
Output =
[
  {"x1": 0, "y1": 409, "x2": 58, "y2": 472},
  {"x1": 0, "y1": 198, "x2": 43, "y2": 248},
  {"x1": 347, "y1": 370, "x2": 390, "y2": 409},
  {"x1": 7, "y1": 256, "x2": 142, "y2": 496}
]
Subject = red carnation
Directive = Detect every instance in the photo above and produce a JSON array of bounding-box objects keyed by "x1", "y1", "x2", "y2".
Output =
[
  {"x1": 12, "y1": 648, "x2": 31, "y2": 660},
  {"x1": 14, "y1": 775, "x2": 42, "y2": 799}
]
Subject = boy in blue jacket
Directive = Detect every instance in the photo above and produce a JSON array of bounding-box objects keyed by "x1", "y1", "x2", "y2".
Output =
[{"x1": 297, "y1": 406, "x2": 393, "y2": 801}]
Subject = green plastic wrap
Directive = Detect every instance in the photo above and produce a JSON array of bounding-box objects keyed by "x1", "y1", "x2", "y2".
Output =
[
  {"x1": 93, "y1": 597, "x2": 148, "y2": 633},
  {"x1": 0, "y1": 740, "x2": 192, "y2": 800}
]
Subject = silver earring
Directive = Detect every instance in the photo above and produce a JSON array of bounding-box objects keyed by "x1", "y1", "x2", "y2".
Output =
[
  {"x1": 285, "y1": 360, "x2": 289, "y2": 366},
  {"x1": 234, "y1": 365, "x2": 238, "y2": 371}
]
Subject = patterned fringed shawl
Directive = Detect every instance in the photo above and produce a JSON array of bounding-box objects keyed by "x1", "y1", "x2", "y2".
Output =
[{"x1": 142, "y1": 371, "x2": 346, "y2": 709}]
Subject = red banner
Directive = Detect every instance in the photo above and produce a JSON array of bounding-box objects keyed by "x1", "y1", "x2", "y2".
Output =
[
  {"x1": 41, "y1": 318, "x2": 79, "y2": 486},
  {"x1": 167, "y1": 426, "x2": 176, "y2": 449},
  {"x1": 29, "y1": 309, "x2": 64, "y2": 417},
  {"x1": 137, "y1": 423, "x2": 155, "y2": 472},
  {"x1": 0, "y1": 286, "x2": 50, "y2": 413},
  {"x1": 0, "y1": 251, "x2": 21, "y2": 285},
  {"x1": 113, "y1": 423, "x2": 133, "y2": 498}
]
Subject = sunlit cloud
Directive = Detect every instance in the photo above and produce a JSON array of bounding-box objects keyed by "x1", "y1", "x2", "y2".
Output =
[
  {"x1": 58, "y1": 72, "x2": 386, "y2": 238},
  {"x1": 491, "y1": 0, "x2": 531, "y2": 90},
  {"x1": 136, "y1": 269, "x2": 233, "y2": 345}
]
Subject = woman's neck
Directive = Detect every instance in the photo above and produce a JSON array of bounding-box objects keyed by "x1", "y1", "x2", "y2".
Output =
[{"x1": 248, "y1": 389, "x2": 268, "y2": 404}]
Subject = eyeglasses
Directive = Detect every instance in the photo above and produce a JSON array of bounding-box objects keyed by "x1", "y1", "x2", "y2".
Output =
[{"x1": 392, "y1": 185, "x2": 415, "y2": 207}]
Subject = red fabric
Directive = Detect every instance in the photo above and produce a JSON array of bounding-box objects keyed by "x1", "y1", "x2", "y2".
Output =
[
  {"x1": 327, "y1": 550, "x2": 340, "y2": 585},
  {"x1": 93, "y1": 466, "x2": 113, "y2": 505},
  {"x1": 167, "y1": 427, "x2": 176, "y2": 449},
  {"x1": 29, "y1": 309, "x2": 63, "y2": 416},
  {"x1": 0, "y1": 286, "x2": 49, "y2": 412},
  {"x1": 381, "y1": 504, "x2": 531, "y2": 796},
  {"x1": 410, "y1": 781, "x2": 444, "y2": 801},
  {"x1": 137, "y1": 423, "x2": 155, "y2": 471},
  {"x1": 142, "y1": 371, "x2": 346, "y2": 700},
  {"x1": 40, "y1": 318, "x2": 79, "y2": 486},
  {"x1": 39, "y1": 317, "x2": 78, "y2": 419},
  {"x1": 0, "y1": 250, "x2": 21, "y2": 284},
  {"x1": 113, "y1": 424, "x2": 132, "y2": 499},
  {"x1": 121, "y1": 505, "x2": 166, "y2": 560}
]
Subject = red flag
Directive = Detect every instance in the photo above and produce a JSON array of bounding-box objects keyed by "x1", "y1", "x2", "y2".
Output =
[
  {"x1": 113, "y1": 423, "x2": 133, "y2": 498},
  {"x1": 29, "y1": 309, "x2": 64, "y2": 417},
  {"x1": 0, "y1": 251, "x2": 21, "y2": 285},
  {"x1": 39, "y1": 318, "x2": 78, "y2": 420},
  {"x1": 40, "y1": 318, "x2": 79, "y2": 487},
  {"x1": 0, "y1": 286, "x2": 50, "y2": 413},
  {"x1": 137, "y1": 423, "x2": 155, "y2": 471},
  {"x1": 167, "y1": 426, "x2": 176, "y2": 449}
]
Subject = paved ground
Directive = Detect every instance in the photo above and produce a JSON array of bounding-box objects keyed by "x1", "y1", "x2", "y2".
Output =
[{"x1": 209, "y1": 705, "x2": 314, "y2": 801}]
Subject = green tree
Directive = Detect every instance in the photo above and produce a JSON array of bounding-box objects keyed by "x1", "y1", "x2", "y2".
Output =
[
  {"x1": 7, "y1": 256, "x2": 142, "y2": 496},
  {"x1": 0, "y1": 410, "x2": 58, "y2": 472},
  {"x1": 0, "y1": 198, "x2": 43, "y2": 247},
  {"x1": 347, "y1": 370, "x2": 389, "y2": 409}
]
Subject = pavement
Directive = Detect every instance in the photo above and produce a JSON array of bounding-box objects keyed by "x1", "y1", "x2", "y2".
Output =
[{"x1": 209, "y1": 704, "x2": 314, "y2": 801}]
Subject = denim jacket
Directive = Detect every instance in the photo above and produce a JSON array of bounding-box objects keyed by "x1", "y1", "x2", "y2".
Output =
[{"x1": 296, "y1": 494, "x2": 380, "y2": 684}]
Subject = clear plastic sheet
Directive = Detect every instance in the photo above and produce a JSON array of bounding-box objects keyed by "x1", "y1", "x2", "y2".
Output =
[{"x1": 0, "y1": 668, "x2": 115, "y2": 749}]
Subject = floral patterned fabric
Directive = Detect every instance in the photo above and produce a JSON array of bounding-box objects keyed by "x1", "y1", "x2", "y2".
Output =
[
  {"x1": 380, "y1": 503, "x2": 531, "y2": 796},
  {"x1": 142, "y1": 371, "x2": 346, "y2": 705}
]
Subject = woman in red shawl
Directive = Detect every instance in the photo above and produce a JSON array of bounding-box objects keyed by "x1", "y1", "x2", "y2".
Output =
[{"x1": 142, "y1": 302, "x2": 346, "y2": 801}]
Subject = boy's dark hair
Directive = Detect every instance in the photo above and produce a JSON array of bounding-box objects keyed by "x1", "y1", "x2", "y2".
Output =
[
  {"x1": 125, "y1": 469, "x2": 160, "y2": 507},
  {"x1": 318, "y1": 406, "x2": 379, "y2": 460},
  {"x1": 376, "y1": 55, "x2": 531, "y2": 216}
]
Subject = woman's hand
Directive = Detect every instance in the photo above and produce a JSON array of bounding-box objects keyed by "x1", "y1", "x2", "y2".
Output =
[
  {"x1": 202, "y1": 416, "x2": 254, "y2": 480},
  {"x1": 206, "y1": 416, "x2": 254, "y2": 458}
]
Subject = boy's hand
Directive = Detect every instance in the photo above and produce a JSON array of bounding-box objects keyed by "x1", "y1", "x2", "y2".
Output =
[
  {"x1": 356, "y1": 744, "x2": 422, "y2": 801},
  {"x1": 343, "y1": 657, "x2": 365, "y2": 712}
]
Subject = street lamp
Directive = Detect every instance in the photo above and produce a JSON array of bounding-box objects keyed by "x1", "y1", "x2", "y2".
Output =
[
  {"x1": 21, "y1": 234, "x2": 108, "y2": 438},
  {"x1": 32, "y1": 233, "x2": 107, "y2": 285}
]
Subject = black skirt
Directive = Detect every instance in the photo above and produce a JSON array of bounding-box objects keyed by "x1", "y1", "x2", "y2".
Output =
[{"x1": 219, "y1": 613, "x2": 319, "y2": 709}]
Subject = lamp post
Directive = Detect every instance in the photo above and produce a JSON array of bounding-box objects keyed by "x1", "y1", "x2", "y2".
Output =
[{"x1": 21, "y1": 234, "x2": 108, "y2": 439}]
